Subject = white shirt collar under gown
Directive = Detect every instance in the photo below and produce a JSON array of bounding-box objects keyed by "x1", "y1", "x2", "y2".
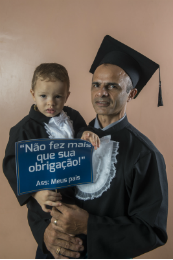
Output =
[
  {"x1": 44, "y1": 110, "x2": 74, "y2": 139},
  {"x1": 94, "y1": 113, "x2": 126, "y2": 130},
  {"x1": 76, "y1": 135, "x2": 119, "y2": 201}
]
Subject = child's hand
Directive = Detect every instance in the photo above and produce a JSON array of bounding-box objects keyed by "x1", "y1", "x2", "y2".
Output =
[
  {"x1": 81, "y1": 131, "x2": 100, "y2": 150},
  {"x1": 32, "y1": 190, "x2": 62, "y2": 213}
]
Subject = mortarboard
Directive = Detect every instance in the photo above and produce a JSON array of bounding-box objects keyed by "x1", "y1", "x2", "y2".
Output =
[{"x1": 90, "y1": 35, "x2": 163, "y2": 106}]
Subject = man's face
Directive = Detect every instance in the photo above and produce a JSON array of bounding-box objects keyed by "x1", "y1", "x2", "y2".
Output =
[
  {"x1": 91, "y1": 64, "x2": 132, "y2": 117},
  {"x1": 30, "y1": 78, "x2": 70, "y2": 117}
]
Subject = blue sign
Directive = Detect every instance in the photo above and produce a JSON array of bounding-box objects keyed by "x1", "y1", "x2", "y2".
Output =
[{"x1": 15, "y1": 139, "x2": 94, "y2": 195}]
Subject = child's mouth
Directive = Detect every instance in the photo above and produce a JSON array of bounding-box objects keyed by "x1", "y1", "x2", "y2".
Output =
[{"x1": 46, "y1": 109, "x2": 55, "y2": 114}]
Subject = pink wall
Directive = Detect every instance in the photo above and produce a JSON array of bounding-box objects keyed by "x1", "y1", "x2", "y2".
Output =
[{"x1": 0, "y1": 0, "x2": 173, "y2": 258}]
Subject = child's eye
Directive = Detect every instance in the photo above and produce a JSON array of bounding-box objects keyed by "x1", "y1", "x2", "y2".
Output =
[
  {"x1": 40, "y1": 95, "x2": 46, "y2": 98},
  {"x1": 56, "y1": 95, "x2": 61, "y2": 98}
]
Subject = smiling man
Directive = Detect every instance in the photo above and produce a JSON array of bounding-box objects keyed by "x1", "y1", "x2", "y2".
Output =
[{"x1": 28, "y1": 36, "x2": 168, "y2": 259}]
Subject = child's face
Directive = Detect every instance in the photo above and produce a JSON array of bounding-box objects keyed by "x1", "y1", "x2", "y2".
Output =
[{"x1": 30, "y1": 78, "x2": 70, "y2": 117}]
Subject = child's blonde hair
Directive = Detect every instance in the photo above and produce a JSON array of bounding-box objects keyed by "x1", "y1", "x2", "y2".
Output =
[{"x1": 31, "y1": 63, "x2": 70, "y2": 90}]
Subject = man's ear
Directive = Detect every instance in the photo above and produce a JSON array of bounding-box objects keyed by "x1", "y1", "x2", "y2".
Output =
[
  {"x1": 127, "y1": 88, "x2": 137, "y2": 102},
  {"x1": 30, "y1": 89, "x2": 36, "y2": 102}
]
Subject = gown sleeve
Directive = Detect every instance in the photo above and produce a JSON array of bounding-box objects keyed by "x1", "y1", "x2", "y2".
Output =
[
  {"x1": 3, "y1": 126, "x2": 32, "y2": 206},
  {"x1": 27, "y1": 198, "x2": 51, "y2": 253},
  {"x1": 87, "y1": 151, "x2": 168, "y2": 259}
]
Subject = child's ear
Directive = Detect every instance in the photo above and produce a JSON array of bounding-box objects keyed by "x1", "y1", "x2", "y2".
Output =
[
  {"x1": 30, "y1": 89, "x2": 36, "y2": 102},
  {"x1": 65, "y1": 91, "x2": 70, "y2": 103}
]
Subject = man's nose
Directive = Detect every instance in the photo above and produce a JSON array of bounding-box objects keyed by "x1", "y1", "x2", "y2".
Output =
[{"x1": 96, "y1": 86, "x2": 109, "y2": 97}]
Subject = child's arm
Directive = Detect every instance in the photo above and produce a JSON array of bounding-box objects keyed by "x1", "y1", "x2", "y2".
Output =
[
  {"x1": 32, "y1": 190, "x2": 62, "y2": 213},
  {"x1": 81, "y1": 131, "x2": 100, "y2": 150},
  {"x1": 3, "y1": 128, "x2": 32, "y2": 206}
]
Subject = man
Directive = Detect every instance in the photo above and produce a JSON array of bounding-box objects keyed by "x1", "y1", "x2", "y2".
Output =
[{"x1": 29, "y1": 35, "x2": 168, "y2": 259}]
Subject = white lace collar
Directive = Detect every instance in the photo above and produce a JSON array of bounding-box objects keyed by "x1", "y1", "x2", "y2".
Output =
[{"x1": 44, "y1": 110, "x2": 74, "y2": 139}]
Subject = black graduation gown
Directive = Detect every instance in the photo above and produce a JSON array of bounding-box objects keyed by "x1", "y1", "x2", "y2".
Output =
[
  {"x1": 75, "y1": 116, "x2": 168, "y2": 258},
  {"x1": 3, "y1": 105, "x2": 87, "y2": 254},
  {"x1": 13, "y1": 114, "x2": 167, "y2": 258}
]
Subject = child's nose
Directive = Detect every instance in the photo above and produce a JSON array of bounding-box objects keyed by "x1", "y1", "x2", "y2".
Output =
[{"x1": 47, "y1": 98, "x2": 55, "y2": 106}]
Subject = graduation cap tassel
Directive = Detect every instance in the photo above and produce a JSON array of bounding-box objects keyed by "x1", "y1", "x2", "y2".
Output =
[{"x1": 158, "y1": 66, "x2": 163, "y2": 107}]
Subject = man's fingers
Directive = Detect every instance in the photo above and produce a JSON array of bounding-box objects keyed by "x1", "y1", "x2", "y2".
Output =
[
  {"x1": 81, "y1": 131, "x2": 100, "y2": 149},
  {"x1": 44, "y1": 224, "x2": 84, "y2": 259},
  {"x1": 94, "y1": 134, "x2": 100, "y2": 148},
  {"x1": 51, "y1": 206, "x2": 63, "y2": 218},
  {"x1": 81, "y1": 133, "x2": 89, "y2": 141},
  {"x1": 83, "y1": 132, "x2": 90, "y2": 138},
  {"x1": 53, "y1": 237, "x2": 83, "y2": 258},
  {"x1": 86, "y1": 133, "x2": 98, "y2": 149},
  {"x1": 95, "y1": 135, "x2": 100, "y2": 149},
  {"x1": 51, "y1": 227, "x2": 83, "y2": 247},
  {"x1": 93, "y1": 135, "x2": 97, "y2": 150},
  {"x1": 44, "y1": 224, "x2": 82, "y2": 259},
  {"x1": 54, "y1": 237, "x2": 84, "y2": 252},
  {"x1": 59, "y1": 247, "x2": 80, "y2": 259},
  {"x1": 51, "y1": 204, "x2": 69, "y2": 216},
  {"x1": 97, "y1": 136, "x2": 100, "y2": 147},
  {"x1": 50, "y1": 233, "x2": 83, "y2": 258},
  {"x1": 52, "y1": 203, "x2": 78, "y2": 215},
  {"x1": 52, "y1": 250, "x2": 69, "y2": 259},
  {"x1": 51, "y1": 219, "x2": 65, "y2": 234},
  {"x1": 91, "y1": 137, "x2": 97, "y2": 149}
]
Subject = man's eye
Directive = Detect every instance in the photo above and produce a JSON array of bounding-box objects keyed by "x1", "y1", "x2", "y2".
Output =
[
  {"x1": 56, "y1": 95, "x2": 61, "y2": 98},
  {"x1": 108, "y1": 85, "x2": 116, "y2": 89},
  {"x1": 92, "y1": 84, "x2": 99, "y2": 88}
]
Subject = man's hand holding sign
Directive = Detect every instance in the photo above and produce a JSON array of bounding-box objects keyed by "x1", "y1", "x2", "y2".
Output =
[{"x1": 81, "y1": 131, "x2": 100, "y2": 150}]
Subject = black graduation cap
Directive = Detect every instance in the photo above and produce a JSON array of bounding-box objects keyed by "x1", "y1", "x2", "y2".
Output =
[{"x1": 90, "y1": 35, "x2": 163, "y2": 106}]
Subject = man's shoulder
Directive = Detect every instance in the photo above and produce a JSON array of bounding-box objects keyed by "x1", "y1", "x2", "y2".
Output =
[{"x1": 126, "y1": 123, "x2": 161, "y2": 155}]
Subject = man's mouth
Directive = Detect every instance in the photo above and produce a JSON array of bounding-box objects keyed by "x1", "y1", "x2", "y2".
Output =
[
  {"x1": 46, "y1": 109, "x2": 55, "y2": 114},
  {"x1": 95, "y1": 101, "x2": 110, "y2": 107}
]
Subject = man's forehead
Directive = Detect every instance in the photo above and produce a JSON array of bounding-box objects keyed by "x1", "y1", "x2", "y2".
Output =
[{"x1": 92, "y1": 64, "x2": 128, "y2": 82}]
